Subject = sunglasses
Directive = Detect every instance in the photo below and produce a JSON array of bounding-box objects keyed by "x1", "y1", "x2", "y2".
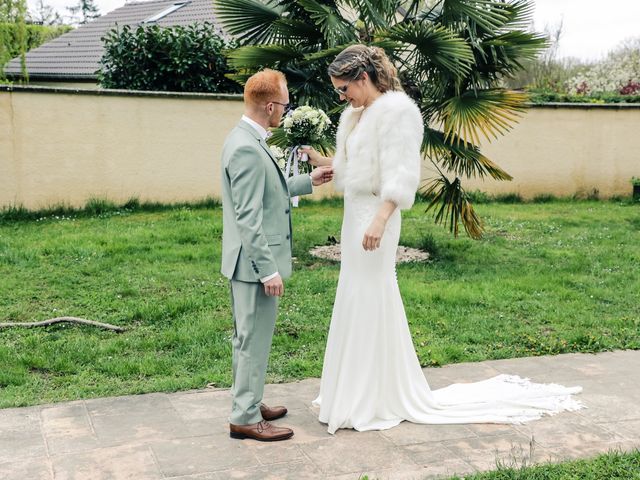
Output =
[
  {"x1": 271, "y1": 101, "x2": 293, "y2": 114},
  {"x1": 333, "y1": 78, "x2": 353, "y2": 96}
]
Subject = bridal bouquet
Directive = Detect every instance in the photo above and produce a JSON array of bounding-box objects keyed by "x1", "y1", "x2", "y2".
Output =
[
  {"x1": 281, "y1": 105, "x2": 331, "y2": 177},
  {"x1": 267, "y1": 105, "x2": 332, "y2": 206}
]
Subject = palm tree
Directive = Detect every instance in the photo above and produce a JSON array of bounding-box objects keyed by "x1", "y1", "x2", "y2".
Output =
[{"x1": 214, "y1": 0, "x2": 546, "y2": 238}]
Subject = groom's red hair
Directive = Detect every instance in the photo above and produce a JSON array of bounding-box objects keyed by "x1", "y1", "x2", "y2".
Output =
[{"x1": 244, "y1": 69, "x2": 287, "y2": 106}]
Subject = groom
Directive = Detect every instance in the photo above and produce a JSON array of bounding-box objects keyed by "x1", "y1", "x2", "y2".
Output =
[{"x1": 220, "y1": 69, "x2": 332, "y2": 441}]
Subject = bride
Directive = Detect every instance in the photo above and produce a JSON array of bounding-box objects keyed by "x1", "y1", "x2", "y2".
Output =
[{"x1": 301, "y1": 44, "x2": 582, "y2": 435}]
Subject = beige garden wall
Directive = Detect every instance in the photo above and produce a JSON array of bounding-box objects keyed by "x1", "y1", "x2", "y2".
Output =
[
  {"x1": 1, "y1": 86, "x2": 639, "y2": 210},
  {"x1": 462, "y1": 104, "x2": 640, "y2": 199},
  {"x1": 1, "y1": 86, "x2": 245, "y2": 210}
]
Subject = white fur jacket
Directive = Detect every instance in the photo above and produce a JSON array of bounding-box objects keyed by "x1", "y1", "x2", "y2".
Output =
[{"x1": 332, "y1": 90, "x2": 423, "y2": 210}]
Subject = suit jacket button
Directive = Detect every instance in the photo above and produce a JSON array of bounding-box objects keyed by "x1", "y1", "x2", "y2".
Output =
[
  {"x1": 285, "y1": 209, "x2": 290, "y2": 214},
  {"x1": 286, "y1": 234, "x2": 290, "y2": 240}
]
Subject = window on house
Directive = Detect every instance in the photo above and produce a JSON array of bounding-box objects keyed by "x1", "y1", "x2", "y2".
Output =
[{"x1": 142, "y1": 1, "x2": 190, "y2": 23}]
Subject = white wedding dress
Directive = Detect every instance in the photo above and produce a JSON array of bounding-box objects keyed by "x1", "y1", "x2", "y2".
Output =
[{"x1": 312, "y1": 191, "x2": 583, "y2": 434}]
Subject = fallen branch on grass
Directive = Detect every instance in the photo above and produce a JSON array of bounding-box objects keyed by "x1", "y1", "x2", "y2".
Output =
[{"x1": 0, "y1": 316, "x2": 125, "y2": 333}]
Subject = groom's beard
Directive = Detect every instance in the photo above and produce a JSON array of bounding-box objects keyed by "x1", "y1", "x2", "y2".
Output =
[{"x1": 268, "y1": 112, "x2": 282, "y2": 128}]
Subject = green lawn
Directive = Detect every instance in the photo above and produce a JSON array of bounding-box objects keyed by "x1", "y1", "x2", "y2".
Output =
[
  {"x1": 0, "y1": 198, "x2": 638, "y2": 407},
  {"x1": 448, "y1": 448, "x2": 640, "y2": 479}
]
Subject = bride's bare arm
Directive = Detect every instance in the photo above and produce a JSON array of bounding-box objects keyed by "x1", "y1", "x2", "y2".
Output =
[
  {"x1": 299, "y1": 146, "x2": 333, "y2": 167},
  {"x1": 363, "y1": 200, "x2": 397, "y2": 251}
]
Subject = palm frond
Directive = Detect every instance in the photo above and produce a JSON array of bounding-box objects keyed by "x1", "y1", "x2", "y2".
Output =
[
  {"x1": 384, "y1": 21, "x2": 475, "y2": 78},
  {"x1": 346, "y1": 0, "x2": 397, "y2": 28},
  {"x1": 274, "y1": 18, "x2": 327, "y2": 42},
  {"x1": 226, "y1": 45, "x2": 305, "y2": 70},
  {"x1": 439, "y1": 88, "x2": 527, "y2": 146},
  {"x1": 502, "y1": 0, "x2": 536, "y2": 30},
  {"x1": 481, "y1": 31, "x2": 548, "y2": 71},
  {"x1": 302, "y1": 44, "x2": 356, "y2": 63},
  {"x1": 423, "y1": 127, "x2": 512, "y2": 180},
  {"x1": 421, "y1": 174, "x2": 483, "y2": 239},
  {"x1": 298, "y1": 0, "x2": 357, "y2": 46},
  {"x1": 439, "y1": 0, "x2": 512, "y2": 33},
  {"x1": 214, "y1": 0, "x2": 286, "y2": 44}
]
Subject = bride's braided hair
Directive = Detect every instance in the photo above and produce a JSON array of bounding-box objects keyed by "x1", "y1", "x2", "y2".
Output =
[{"x1": 328, "y1": 44, "x2": 402, "y2": 93}]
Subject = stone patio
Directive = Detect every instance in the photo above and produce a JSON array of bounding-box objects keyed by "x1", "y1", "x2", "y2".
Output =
[{"x1": 1, "y1": 350, "x2": 638, "y2": 479}]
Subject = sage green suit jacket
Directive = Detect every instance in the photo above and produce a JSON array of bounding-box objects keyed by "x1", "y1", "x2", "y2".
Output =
[{"x1": 220, "y1": 121, "x2": 313, "y2": 282}]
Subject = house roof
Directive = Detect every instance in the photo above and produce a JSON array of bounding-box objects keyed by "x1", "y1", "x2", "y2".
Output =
[{"x1": 5, "y1": 0, "x2": 224, "y2": 80}]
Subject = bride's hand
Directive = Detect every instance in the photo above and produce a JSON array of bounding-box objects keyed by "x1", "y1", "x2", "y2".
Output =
[
  {"x1": 362, "y1": 218, "x2": 386, "y2": 251},
  {"x1": 299, "y1": 146, "x2": 332, "y2": 167}
]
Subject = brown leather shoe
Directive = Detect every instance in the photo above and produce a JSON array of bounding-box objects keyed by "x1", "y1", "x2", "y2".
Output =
[
  {"x1": 229, "y1": 420, "x2": 293, "y2": 442},
  {"x1": 260, "y1": 403, "x2": 288, "y2": 421}
]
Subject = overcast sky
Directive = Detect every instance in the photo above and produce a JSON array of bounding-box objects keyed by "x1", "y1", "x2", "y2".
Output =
[{"x1": 28, "y1": 0, "x2": 640, "y2": 61}]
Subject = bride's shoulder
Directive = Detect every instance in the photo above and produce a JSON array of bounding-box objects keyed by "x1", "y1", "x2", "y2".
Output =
[{"x1": 372, "y1": 91, "x2": 420, "y2": 117}]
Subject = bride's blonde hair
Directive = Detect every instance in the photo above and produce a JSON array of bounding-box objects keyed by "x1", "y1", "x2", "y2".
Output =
[{"x1": 328, "y1": 44, "x2": 402, "y2": 93}]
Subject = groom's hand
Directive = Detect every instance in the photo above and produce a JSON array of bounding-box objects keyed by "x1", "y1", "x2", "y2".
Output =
[
  {"x1": 310, "y1": 166, "x2": 334, "y2": 186},
  {"x1": 264, "y1": 274, "x2": 284, "y2": 297}
]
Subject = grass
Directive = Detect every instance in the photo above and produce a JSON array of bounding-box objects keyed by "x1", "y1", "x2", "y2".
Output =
[
  {"x1": 0, "y1": 197, "x2": 639, "y2": 407},
  {"x1": 448, "y1": 448, "x2": 640, "y2": 479}
]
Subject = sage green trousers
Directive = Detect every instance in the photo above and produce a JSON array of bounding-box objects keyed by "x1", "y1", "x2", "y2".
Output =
[{"x1": 229, "y1": 279, "x2": 278, "y2": 425}]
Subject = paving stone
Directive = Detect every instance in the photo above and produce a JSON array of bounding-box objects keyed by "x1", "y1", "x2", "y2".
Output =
[
  {"x1": 1, "y1": 350, "x2": 639, "y2": 479},
  {"x1": 0, "y1": 457, "x2": 52, "y2": 480},
  {"x1": 261, "y1": 393, "x2": 314, "y2": 412},
  {"x1": 263, "y1": 378, "x2": 320, "y2": 398},
  {"x1": 87, "y1": 393, "x2": 193, "y2": 446},
  {"x1": 535, "y1": 441, "x2": 636, "y2": 464},
  {"x1": 514, "y1": 411, "x2": 627, "y2": 450},
  {"x1": 168, "y1": 390, "x2": 232, "y2": 422},
  {"x1": 246, "y1": 441, "x2": 305, "y2": 466},
  {"x1": 299, "y1": 430, "x2": 417, "y2": 476},
  {"x1": 402, "y1": 443, "x2": 475, "y2": 478},
  {"x1": 85, "y1": 392, "x2": 174, "y2": 418},
  {"x1": 329, "y1": 466, "x2": 442, "y2": 480},
  {"x1": 51, "y1": 444, "x2": 161, "y2": 480},
  {"x1": 0, "y1": 406, "x2": 46, "y2": 462},
  {"x1": 40, "y1": 401, "x2": 87, "y2": 421},
  {"x1": 442, "y1": 433, "x2": 535, "y2": 471},
  {"x1": 43, "y1": 415, "x2": 101, "y2": 455},
  {"x1": 256, "y1": 405, "x2": 329, "y2": 445},
  {"x1": 602, "y1": 419, "x2": 640, "y2": 443},
  {"x1": 380, "y1": 421, "x2": 477, "y2": 446},
  {"x1": 180, "y1": 415, "x2": 231, "y2": 438},
  {"x1": 207, "y1": 461, "x2": 326, "y2": 480},
  {"x1": 575, "y1": 391, "x2": 640, "y2": 423},
  {"x1": 0, "y1": 405, "x2": 41, "y2": 429},
  {"x1": 151, "y1": 434, "x2": 260, "y2": 477},
  {"x1": 464, "y1": 423, "x2": 523, "y2": 439}
]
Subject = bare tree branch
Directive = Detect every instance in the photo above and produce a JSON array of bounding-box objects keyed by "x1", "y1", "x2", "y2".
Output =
[{"x1": 0, "y1": 316, "x2": 125, "y2": 333}]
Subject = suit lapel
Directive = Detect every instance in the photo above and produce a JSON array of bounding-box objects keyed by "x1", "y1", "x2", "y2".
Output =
[{"x1": 237, "y1": 121, "x2": 287, "y2": 183}]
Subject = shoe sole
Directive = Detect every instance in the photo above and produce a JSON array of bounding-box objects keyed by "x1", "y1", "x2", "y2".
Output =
[{"x1": 229, "y1": 431, "x2": 294, "y2": 442}]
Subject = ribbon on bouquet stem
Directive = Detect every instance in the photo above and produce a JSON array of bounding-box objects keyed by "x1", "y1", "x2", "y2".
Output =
[{"x1": 284, "y1": 145, "x2": 309, "y2": 207}]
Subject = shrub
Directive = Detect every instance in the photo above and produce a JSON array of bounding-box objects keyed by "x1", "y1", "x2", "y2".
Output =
[
  {"x1": 418, "y1": 233, "x2": 439, "y2": 258},
  {"x1": 97, "y1": 23, "x2": 241, "y2": 93},
  {"x1": 527, "y1": 89, "x2": 640, "y2": 104},
  {"x1": 532, "y1": 193, "x2": 557, "y2": 203},
  {"x1": 494, "y1": 193, "x2": 524, "y2": 203},
  {"x1": 565, "y1": 39, "x2": 640, "y2": 96},
  {"x1": 0, "y1": 22, "x2": 71, "y2": 78}
]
